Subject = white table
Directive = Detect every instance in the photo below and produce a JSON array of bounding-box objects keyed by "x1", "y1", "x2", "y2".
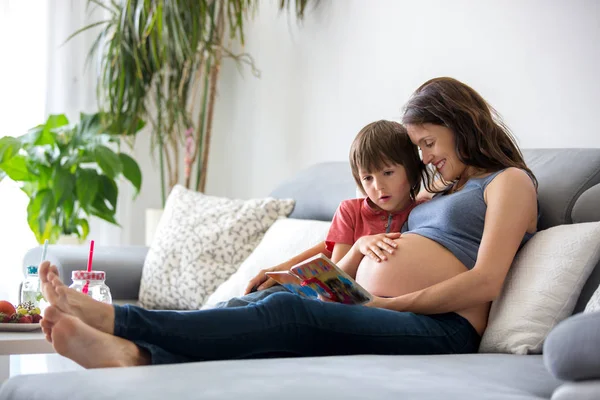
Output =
[{"x1": 0, "y1": 329, "x2": 54, "y2": 383}]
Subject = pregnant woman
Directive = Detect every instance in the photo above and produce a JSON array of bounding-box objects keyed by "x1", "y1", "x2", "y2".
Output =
[{"x1": 38, "y1": 77, "x2": 538, "y2": 368}]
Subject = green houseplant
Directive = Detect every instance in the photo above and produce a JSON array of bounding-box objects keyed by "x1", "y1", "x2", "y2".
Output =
[
  {"x1": 74, "y1": 0, "x2": 318, "y2": 205},
  {"x1": 0, "y1": 113, "x2": 143, "y2": 244}
]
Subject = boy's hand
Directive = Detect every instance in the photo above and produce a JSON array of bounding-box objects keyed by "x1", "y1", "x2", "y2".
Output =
[
  {"x1": 356, "y1": 233, "x2": 401, "y2": 262},
  {"x1": 244, "y1": 262, "x2": 291, "y2": 295}
]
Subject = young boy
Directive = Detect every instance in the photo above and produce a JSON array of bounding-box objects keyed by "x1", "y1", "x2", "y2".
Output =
[
  {"x1": 326, "y1": 119, "x2": 424, "y2": 277},
  {"x1": 243, "y1": 120, "x2": 425, "y2": 296}
]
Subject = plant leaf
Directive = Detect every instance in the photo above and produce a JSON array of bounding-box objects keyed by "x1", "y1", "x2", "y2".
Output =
[
  {"x1": 27, "y1": 189, "x2": 55, "y2": 243},
  {"x1": 76, "y1": 218, "x2": 90, "y2": 239},
  {"x1": 94, "y1": 145, "x2": 122, "y2": 178},
  {"x1": 53, "y1": 168, "x2": 76, "y2": 206},
  {"x1": 118, "y1": 153, "x2": 141, "y2": 195},
  {"x1": 98, "y1": 175, "x2": 118, "y2": 211},
  {"x1": 89, "y1": 196, "x2": 118, "y2": 225},
  {"x1": 38, "y1": 114, "x2": 69, "y2": 146},
  {"x1": 0, "y1": 136, "x2": 22, "y2": 163},
  {"x1": 75, "y1": 168, "x2": 100, "y2": 210},
  {"x1": 1, "y1": 155, "x2": 34, "y2": 181}
]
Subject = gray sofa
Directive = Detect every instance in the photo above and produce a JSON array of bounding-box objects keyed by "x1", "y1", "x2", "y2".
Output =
[{"x1": 2, "y1": 148, "x2": 600, "y2": 400}]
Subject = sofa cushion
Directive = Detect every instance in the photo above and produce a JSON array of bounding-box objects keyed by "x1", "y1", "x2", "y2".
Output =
[
  {"x1": 585, "y1": 284, "x2": 600, "y2": 313},
  {"x1": 543, "y1": 311, "x2": 600, "y2": 381},
  {"x1": 138, "y1": 185, "x2": 294, "y2": 310},
  {"x1": 551, "y1": 381, "x2": 600, "y2": 400},
  {"x1": 0, "y1": 354, "x2": 561, "y2": 400},
  {"x1": 480, "y1": 222, "x2": 600, "y2": 354},
  {"x1": 203, "y1": 218, "x2": 331, "y2": 308}
]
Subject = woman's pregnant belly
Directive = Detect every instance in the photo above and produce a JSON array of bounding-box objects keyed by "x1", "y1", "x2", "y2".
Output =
[
  {"x1": 355, "y1": 233, "x2": 468, "y2": 297},
  {"x1": 355, "y1": 233, "x2": 489, "y2": 335}
]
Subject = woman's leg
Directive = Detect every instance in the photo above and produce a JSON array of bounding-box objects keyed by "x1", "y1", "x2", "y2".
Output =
[{"x1": 115, "y1": 292, "x2": 480, "y2": 364}]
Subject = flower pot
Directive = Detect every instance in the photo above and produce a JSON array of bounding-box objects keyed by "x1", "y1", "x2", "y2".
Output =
[{"x1": 56, "y1": 234, "x2": 83, "y2": 245}]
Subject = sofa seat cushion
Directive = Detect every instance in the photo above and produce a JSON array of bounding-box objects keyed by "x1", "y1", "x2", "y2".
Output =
[{"x1": 0, "y1": 354, "x2": 561, "y2": 400}]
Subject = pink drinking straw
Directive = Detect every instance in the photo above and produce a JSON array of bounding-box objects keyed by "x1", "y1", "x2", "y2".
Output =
[{"x1": 82, "y1": 240, "x2": 95, "y2": 294}]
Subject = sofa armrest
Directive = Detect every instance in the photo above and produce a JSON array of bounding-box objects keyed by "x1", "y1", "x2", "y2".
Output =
[
  {"x1": 552, "y1": 381, "x2": 600, "y2": 400},
  {"x1": 543, "y1": 311, "x2": 600, "y2": 381},
  {"x1": 22, "y1": 245, "x2": 149, "y2": 301}
]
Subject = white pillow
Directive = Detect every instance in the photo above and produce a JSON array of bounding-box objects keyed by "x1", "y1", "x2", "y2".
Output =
[
  {"x1": 480, "y1": 222, "x2": 600, "y2": 354},
  {"x1": 584, "y1": 284, "x2": 600, "y2": 314},
  {"x1": 203, "y1": 218, "x2": 331, "y2": 308},
  {"x1": 138, "y1": 185, "x2": 294, "y2": 310}
]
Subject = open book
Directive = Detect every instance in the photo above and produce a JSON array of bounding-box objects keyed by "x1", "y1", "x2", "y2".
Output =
[{"x1": 265, "y1": 253, "x2": 372, "y2": 305}]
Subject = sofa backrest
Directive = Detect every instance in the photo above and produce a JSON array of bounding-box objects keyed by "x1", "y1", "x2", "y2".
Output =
[{"x1": 270, "y1": 148, "x2": 600, "y2": 313}]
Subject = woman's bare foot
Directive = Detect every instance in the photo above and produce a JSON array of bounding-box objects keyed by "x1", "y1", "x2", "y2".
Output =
[
  {"x1": 39, "y1": 261, "x2": 115, "y2": 334},
  {"x1": 44, "y1": 306, "x2": 150, "y2": 369}
]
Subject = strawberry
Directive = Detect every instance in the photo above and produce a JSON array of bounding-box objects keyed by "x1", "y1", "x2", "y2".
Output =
[
  {"x1": 17, "y1": 315, "x2": 33, "y2": 324},
  {"x1": 31, "y1": 314, "x2": 42, "y2": 323}
]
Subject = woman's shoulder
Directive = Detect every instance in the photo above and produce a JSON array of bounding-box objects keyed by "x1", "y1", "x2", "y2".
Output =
[
  {"x1": 483, "y1": 167, "x2": 537, "y2": 203},
  {"x1": 486, "y1": 167, "x2": 535, "y2": 188}
]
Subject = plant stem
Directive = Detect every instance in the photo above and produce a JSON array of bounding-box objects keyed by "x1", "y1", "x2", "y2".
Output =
[
  {"x1": 200, "y1": 2, "x2": 225, "y2": 193},
  {"x1": 155, "y1": 79, "x2": 166, "y2": 207}
]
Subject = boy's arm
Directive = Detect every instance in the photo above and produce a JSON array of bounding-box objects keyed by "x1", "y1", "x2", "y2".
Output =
[
  {"x1": 244, "y1": 241, "x2": 330, "y2": 294},
  {"x1": 333, "y1": 243, "x2": 364, "y2": 279}
]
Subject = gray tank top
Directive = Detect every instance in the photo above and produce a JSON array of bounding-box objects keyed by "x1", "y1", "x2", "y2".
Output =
[{"x1": 404, "y1": 169, "x2": 535, "y2": 269}]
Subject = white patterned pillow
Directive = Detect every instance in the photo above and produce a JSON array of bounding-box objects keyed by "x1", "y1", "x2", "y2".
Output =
[
  {"x1": 480, "y1": 222, "x2": 600, "y2": 354},
  {"x1": 203, "y1": 218, "x2": 331, "y2": 308},
  {"x1": 138, "y1": 185, "x2": 294, "y2": 310},
  {"x1": 584, "y1": 284, "x2": 600, "y2": 313}
]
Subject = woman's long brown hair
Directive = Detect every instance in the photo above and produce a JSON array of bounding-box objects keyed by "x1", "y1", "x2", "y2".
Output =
[{"x1": 402, "y1": 77, "x2": 537, "y2": 192}]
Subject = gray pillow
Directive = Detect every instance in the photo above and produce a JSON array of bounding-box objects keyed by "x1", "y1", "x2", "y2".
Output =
[{"x1": 543, "y1": 311, "x2": 600, "y2": 381}]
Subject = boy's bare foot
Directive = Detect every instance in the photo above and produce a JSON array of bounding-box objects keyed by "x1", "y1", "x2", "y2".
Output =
[
  {"x1": 39, "y1": 261, "x2": 115, "y2": 335},
  {"x1": 45, "y1": 306, "x2": 150, "y2": 369}
]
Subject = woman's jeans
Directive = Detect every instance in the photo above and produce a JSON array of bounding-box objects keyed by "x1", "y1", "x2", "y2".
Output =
[{"x1": 113, "y1": 289, "x2": 481, "y2": 365}]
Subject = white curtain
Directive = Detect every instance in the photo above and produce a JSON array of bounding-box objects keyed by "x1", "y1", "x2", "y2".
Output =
[
  {"x1": 0, "y1": 1, "x2": 48, "y2": 303},
  {"x1": 0, "y1": 1, "x2": 132, "y2": 302}
]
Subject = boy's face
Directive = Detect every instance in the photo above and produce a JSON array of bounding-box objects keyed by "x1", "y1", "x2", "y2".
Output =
[{"x1": 358, "y1": 163, "x2": 412, "y2": 213}]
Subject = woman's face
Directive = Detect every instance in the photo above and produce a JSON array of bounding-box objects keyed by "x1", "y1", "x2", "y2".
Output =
[{"x1": 406, "y1": 123, "x2": 467, "y2": 182}]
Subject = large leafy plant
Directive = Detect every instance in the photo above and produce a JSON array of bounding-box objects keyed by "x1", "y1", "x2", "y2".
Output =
[
  {"x1": 74, "y1": 0, "x2": 317, "y2": 205},
  {"x1": 0, "y1": 113, "x2": 142, "y2": 244}
]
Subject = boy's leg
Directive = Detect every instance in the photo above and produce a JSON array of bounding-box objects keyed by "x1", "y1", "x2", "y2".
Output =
[
  {"x1": 114, "y1": 292, "x2": 481, "y2": 364},
  {"x1": 212, "y1": 285, "x2": 288, "y2": 308}
]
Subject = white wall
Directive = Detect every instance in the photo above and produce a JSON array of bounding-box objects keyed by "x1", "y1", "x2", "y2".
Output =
[{"x1": 125, "y1": 0, "x2": 600, "y2": 245}]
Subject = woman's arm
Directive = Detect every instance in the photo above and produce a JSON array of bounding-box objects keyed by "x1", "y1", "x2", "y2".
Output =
[{"x1": 375, "y1": 168, "x2": 537, "y2": 314}]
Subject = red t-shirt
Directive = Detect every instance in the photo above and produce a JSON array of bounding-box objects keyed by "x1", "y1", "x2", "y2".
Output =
[{"x1": 325, "y1": 198, "x2": 417, "y2": 253}]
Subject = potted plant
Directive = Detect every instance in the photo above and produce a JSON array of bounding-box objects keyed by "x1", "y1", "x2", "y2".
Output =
[
  {"x1": 0, "y1": 113, "x2": 143, "y2": 244},
  {"x1": 74, "y1": 0, "x2": 318, "y2": 204}
]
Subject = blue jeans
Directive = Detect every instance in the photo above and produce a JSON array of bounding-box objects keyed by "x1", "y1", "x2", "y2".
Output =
[{"x1": 114, "y1": 291, "x2": 481, "y2": 365}]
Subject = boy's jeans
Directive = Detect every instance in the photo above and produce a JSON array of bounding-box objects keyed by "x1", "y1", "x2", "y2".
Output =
[
  {"x1": 114, "y1": 291, "x2": 481, "y2": 364},
  {"x1": 212, "y1": 285, "x2": 288, "y2": 308}
]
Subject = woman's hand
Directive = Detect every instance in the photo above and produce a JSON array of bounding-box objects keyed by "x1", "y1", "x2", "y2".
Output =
[
  {"x1": 365, "y1": 295, "x2": 393, "y2": 309},
  {"x1": 244, "y1": 262, "x2": 291, "y2": 295},
  {"x1": 355, "y1": 232, "x2": 401, "y2": 262}
]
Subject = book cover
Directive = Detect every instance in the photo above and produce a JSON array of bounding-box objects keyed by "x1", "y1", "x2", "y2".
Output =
[{"x1": 266, "y1": 254, "x2": 372, "y2": 305}]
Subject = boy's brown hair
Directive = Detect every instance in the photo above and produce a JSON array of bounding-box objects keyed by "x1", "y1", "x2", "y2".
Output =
[{"x1": 349, "y1": 120, "x2": 424, "y2": 200}]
